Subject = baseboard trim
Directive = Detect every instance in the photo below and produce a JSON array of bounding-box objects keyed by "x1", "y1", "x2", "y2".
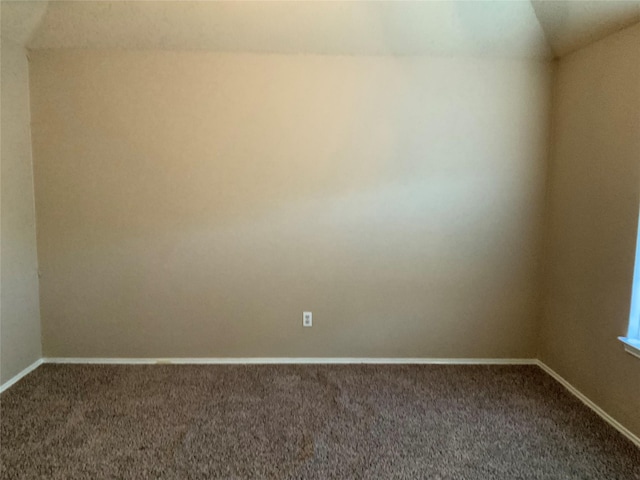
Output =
[
  {"x1": 43, "y1": 357, "x2": 538, "y2": 365},
  {"x1": 0, "y1": 359, "x2": 43, "y2": 394},
  {"x1": 536, "y1": 360, "x2": 640, "y2": 449}
]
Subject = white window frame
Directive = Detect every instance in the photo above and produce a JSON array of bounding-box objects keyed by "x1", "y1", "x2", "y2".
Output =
[{"x1": 619, "y1": 211, "x2": 640, "y2": 359}]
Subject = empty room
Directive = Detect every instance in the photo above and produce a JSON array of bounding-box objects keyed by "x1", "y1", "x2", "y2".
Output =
[{"x1": 1, "y1": 0, "x2": 639, "y2": 478}]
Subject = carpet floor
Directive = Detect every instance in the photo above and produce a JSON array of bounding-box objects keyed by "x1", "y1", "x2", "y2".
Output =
[{"x1": 1, "y1": 364, "x2": 638, "y2": 479}]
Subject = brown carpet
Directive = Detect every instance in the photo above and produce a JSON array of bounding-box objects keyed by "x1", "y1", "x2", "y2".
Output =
[{"x1": 1, "y1": 364, "x2": 638, "y2": 479}]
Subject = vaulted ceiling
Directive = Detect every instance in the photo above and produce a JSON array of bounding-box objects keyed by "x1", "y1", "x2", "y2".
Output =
[
  {"x1": 531, "y1": 0, "x2": 640, "y2": 56},
  {"x1": 1, "y1": 1, "x2": 639, "y2": 59}
]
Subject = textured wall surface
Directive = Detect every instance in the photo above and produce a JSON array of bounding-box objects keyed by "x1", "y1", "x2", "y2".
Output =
[
  {"x1": 29, "y1": 51, "x2": 552, "y2": 359},
  {"x1": 540, "y1": 24, "x2": 640, "y2": 437},
  {"x1": 1, "y1": 41, "x2": 42, "y2": 384}
]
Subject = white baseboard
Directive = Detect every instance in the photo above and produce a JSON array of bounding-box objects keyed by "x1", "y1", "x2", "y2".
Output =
[
  {"x1": 43, "y1": 357, "x2": 538, "y2": 365},
  {"x1": 536, "y1": 360, "x2": 640, "y2": 449},
  {"x1": 0, "y1": 359, "x2": 43, "y2": 394}
]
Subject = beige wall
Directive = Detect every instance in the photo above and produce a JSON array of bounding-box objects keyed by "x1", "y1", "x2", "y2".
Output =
[
  {"x1": 0, "y1": 40, "x2": 42, "y2": 384},
  {"x1": 540, "y1": 24, "x2": 640, "y2": 437},
  {"x1": 29, "y1": 51, "x2": 552, "y2": 359}
]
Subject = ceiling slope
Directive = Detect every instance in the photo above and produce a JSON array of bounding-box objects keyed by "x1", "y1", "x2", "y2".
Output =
[
  {"x1": 532, "y1": 0, "x2": 640, "y2": 57},
  {"x1": 23, "y1": 0, "x2": 552, "y2": 58},
  {"x1": 1, "y1": 1, "x2": 638, "y2": 59},
  {"x1": 0, "y1": 0, "x2": 47, "y2": 46}
]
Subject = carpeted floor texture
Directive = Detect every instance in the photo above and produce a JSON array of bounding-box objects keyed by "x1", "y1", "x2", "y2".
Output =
[{"x1": 1, "y1": 364, "x2": 638, "y2": 479}]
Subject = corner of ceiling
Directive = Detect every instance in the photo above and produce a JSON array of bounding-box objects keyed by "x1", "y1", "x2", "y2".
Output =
[
  {"x1": 0, "y1": 0, "x2": 49, "y2": 49},
  {"x1": 529, "y1": 0, "x2": 559, "y2": 59},
  {"x1": 528, "y1": 0, "x2": 640, "y2": 59}
]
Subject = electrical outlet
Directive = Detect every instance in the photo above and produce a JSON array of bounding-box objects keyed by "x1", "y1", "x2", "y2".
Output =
[{"x1": 303, "y1": 311, "x2": 312, "y2": 327}]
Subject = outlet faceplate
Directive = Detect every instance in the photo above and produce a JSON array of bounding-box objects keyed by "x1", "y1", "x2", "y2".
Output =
[{"x1": 303, "y1": 311, "x2": 312, "y2": 327}]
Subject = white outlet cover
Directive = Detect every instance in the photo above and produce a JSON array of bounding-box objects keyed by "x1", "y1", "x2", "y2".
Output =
[{"x1": 303, "y1": 311, "x2": 312, "y2": 327}]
